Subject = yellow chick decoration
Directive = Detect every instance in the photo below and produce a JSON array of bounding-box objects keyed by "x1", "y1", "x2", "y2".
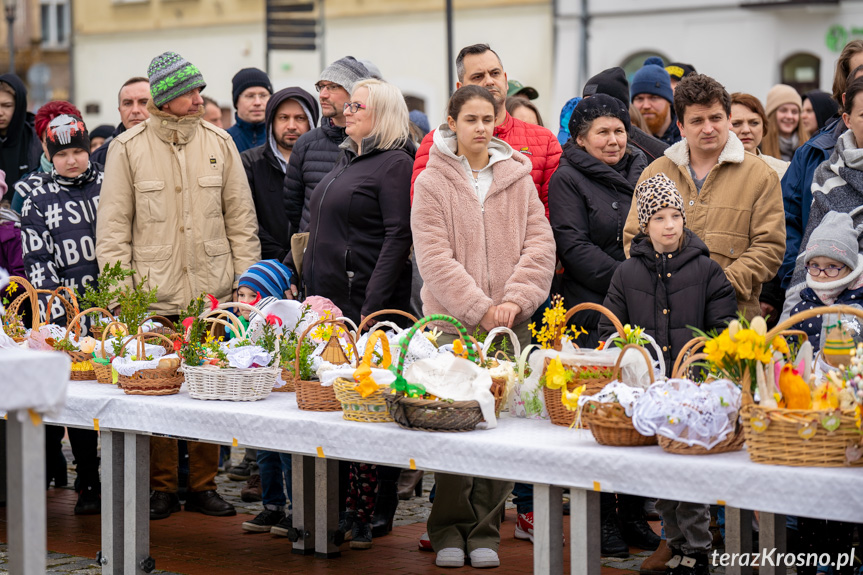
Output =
[
  {"x1": 777, "y1": 364, "x2": 812, "y2": 409},
  {"x1": 812, "y1": 380, "x2": 840, "y2": 411}
]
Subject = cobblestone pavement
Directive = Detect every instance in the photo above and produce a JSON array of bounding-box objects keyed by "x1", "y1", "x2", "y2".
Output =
[{"x1": 0, "y1": 444, "x2": 705, "y2": 574}]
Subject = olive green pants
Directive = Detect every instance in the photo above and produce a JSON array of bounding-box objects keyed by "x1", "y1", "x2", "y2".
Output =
[{"x1": 427, "y1": 473, "x2": 513, "y2": 553}]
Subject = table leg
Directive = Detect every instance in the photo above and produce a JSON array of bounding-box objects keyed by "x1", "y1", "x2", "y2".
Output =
[
  {"x1": 314, "y1": 457, "x2": 340, "y2": 558},
  {"x1": 123, "y1": 433, "x2": 150, "y2": 575},
  {"x1": 534, "y1": 483, "x2": 564, "y2": 575},
  {"x1": 569, "y1": 488, "x2": 600, "y2": 575},
  {"x1": 291, "y1": 454, "x2": 315, "y2": 555},
  {"x1": 725, "y1": 507, "x2": 753, "y2": 575},
  {"x1": 6, "y1": 410, "x2": 46, "y2": 575},
  {"x1": 100, "y1": 431, "x2": 125, "y2": 575},
  {"x1": 758, "y1": 513, "x2": 787, "y2": 575}
]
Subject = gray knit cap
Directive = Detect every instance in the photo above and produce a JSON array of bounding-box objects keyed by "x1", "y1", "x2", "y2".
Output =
[
  {"x1": 318, "y1": 56, "x2": 370, "y2": 94},
  {"x1": 804, "y1": 211, "x2": 859, "y2": 270},
  {"x1": 148, "y1": 52, "x2": 207, "y2": 107}
]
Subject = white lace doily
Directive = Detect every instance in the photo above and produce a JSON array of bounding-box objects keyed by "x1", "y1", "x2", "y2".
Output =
[
  {"x1": 225, "y1": 345, "x2": 272, "y2": 369},
  {"x1": 577, "y1": 381, "x2": 645, "y2": 417},
  {"x1": 632, "y1": 378, "x2": 741, "y2": 449}
]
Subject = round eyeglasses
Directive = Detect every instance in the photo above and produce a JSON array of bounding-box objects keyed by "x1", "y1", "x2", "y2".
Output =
[{"x1": 805, "y1": 264, "x2": 847, "y2": 278}]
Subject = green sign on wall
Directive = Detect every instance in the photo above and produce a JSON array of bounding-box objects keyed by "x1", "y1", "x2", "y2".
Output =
[{"x1": 826, "y1": 25, "x2": 863, "y2": 52}]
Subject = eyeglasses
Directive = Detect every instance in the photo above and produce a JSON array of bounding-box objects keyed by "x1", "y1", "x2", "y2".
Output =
[
  {"x1": 343, "y1": 102, "x2": 368, "y2": 113},
  {"x1": 805, "y1": 264, "x2": 847, "y2": 278},
  {"x1": 315, "y1": 82, "x2": 343, "y2": 94}
]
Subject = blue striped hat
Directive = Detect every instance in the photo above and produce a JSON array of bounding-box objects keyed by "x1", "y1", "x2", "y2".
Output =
[{"x1": 238, "y1": 260, "x2": 294, "y2": 300}]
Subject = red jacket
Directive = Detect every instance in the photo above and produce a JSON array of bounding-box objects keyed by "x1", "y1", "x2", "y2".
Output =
[{"x1": 410, "y1": 112, "x2": 562, "y2": 218}]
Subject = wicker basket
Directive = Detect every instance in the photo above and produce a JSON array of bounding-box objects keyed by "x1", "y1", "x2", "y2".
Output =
[
  {"x1": 333, "y1": 330, "x2": 394, "y2": 423},
  {"x1": 182, "y1": 302, "x2": 281, "y2": 401},
  {"x1": 275, "y1": 370, "x2": 297, "y2": 393},
  {"x1": 543, "y1": 303, "x2": 626, "y2": 427},
  {"x1": 293, "y1": 317, "x2": 358, "y2": 411},
  {"x1": 356, "y1": 309, "x2": 419, "y2": 336},
  {"x1": 582, "y1": 344, "x2": 658, "y2": 446},
  {"x1": 735, "y1": 305, "x2": 863, "y2": 467},
  {"x1": 91, "y1": 320, "x2": 129, "y2": 384},
  {"x1": 60, "y1": 307, "x2": 116, "y2": 381},
  {"x1": 655, "y1": 353, "x2": 744, "y2": 455},
  {"x1": 115, "y1": 332, "x2": 184, "y2": 395},
  {"x1": 385, "y1": 315, "x2": 488, "y2": 432},
  {"x1": 4, "y1": 276, "x2": 40, "y2": 342},
  {"x1": 142, "y1": 315, "x2": 179, "y2": 354}
]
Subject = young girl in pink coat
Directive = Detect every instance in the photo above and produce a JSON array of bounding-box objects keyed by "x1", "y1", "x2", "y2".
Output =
[{"x1": 412, "y1": 85, "x2": 555, "y2": 569}]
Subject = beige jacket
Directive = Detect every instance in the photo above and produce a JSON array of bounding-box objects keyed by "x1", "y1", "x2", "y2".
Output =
[
  {"x1": 96, "y1": 101, "x2": 261, "y2": 314},
  {"x1": 412, "y1": 129, "x2": 555, "y2": 333},
  {"x1": 623, "y1": 132, "x2": 785, "y2": 319}
]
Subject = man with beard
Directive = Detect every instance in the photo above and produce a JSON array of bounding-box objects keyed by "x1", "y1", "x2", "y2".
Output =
[
  {"x1": 410, "y1": 44, "x2": 561, "y2": 217},
  {"x1": 286, "y1": 56, "x2": 371, "y2": 234},
  {"x1": 242, "y1": 87, "x2": 318, "y2": 261},
  {"x1": 631, "y1": 57, "x2": 681, "y2": 145}
]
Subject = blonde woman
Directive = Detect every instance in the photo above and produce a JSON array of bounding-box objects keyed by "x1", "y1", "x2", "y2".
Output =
[
  {"x1": 760, "y1": 84, "x2": 809, "y2": 161},
  {"x1": 301, "y1": 79, "x2": 414, "y2": 550}
]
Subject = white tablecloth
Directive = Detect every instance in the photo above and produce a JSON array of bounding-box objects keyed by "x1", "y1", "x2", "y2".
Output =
[
  {"x1": 0, "y1": 350, "x2": 70, "y2": 418},
  {"x1": 43, "y1": 380, "x2": 863, "y2": 523}
]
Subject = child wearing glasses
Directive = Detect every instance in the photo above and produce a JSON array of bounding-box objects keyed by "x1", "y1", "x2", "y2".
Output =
[{"x1": 791, "y1": 211, "x2": 863, "y2": 349}]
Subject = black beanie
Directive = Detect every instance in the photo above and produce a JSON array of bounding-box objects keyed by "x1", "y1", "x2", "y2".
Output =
[
  {"x1": 45, "y1": 114, "x2": 90, "y2": 160},
  {"x1": 583, "y1": 67, "x2": 630, "y2": 110},
  {"x1": 568, "y1": 93, "x2": 631, "y2": 140},
  {"x1": 804, "y1": 90, "x2": 840, "y2": 132},
  {"x1": 232, "y1": 68, "x2": 273, "y2": 108}
]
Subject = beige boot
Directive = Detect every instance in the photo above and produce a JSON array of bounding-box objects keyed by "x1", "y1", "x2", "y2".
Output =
[{"x1": 639, "y1": 539, "x2": 672, "y2": 575}]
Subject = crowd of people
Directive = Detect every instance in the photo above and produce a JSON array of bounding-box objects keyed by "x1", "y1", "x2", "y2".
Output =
[{"x1": 0, "y1": 37, "x2": 861, "y2": 573}]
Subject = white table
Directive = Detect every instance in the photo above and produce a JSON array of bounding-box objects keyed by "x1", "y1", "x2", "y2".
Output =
[
  {"x1": 45, "y1": 381, "x2": 863, "y2": 575},
  {"x1": 0, "y1": 350, "x2": 70, "y2": 575}
]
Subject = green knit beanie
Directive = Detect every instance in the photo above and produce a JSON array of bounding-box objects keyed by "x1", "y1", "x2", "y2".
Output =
[{"x1": 147, "y1": 51, "x2": 207, "y2": 108}]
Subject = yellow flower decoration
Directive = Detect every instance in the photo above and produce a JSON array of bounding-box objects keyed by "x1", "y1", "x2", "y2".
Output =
[
  {"x1": 561, "y1": 384, "x2": 586, "y2": 411},
  {"x1": 545, "y1": 356, "x2": 569, "y2": 390},
  {"x1": 855, "y1": 404, "x2": 862, "y2": 429},
  {"x1": 772, "y1": 336, "x2": 789, "y2": 356},
  {"x1": 452, "y1": 339, "x2": 468, "y2": 358},
  {"x1": 4, "y1": 280, "x2": 17, "y2": 295}
]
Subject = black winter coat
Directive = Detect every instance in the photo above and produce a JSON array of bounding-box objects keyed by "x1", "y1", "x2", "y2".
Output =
[
  {"x1": 791, "y1": 282, "x2": 863, "y2": 351},
  {"x1": 89, "y1": 122, "x2": 125, "y2": 167},
  {"x1": 548, "y1": 142, "x2": 647, "y2": 347},
  {"x1": 286, "y1": 117, "x2": 347, "y2": 233},
  {"x1": 19, "y1": 164, "x2": 103, "y2": 324},
  {"x1": 600, "y1": 230, "x2": 738, "y2": 375},
  {"x1": 0, "y1": 74, "x2": 42, "y2": 200},
  {"x1": 630, "y1": 126, "x2": 668, "y2": 163},
  {"x1": 302, "y1": 138, "x2": 415, "y2": 324},
  {"x1": 242, "y1": 87, "x2": 320, "y2": 262}
]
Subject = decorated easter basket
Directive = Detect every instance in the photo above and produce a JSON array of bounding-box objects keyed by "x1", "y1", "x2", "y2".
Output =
[
  {"x1": 182, "y1": 303, "x2": 280, "y2": 401},
  {"x1": 293, "y1": 318, "x2": 358, "y2": 411},
  {"x1": 92, "y1": 320, "x2": 129, "y2": 384},
  {"x1": 581, "y1": 344, "x2": 658, "y2": 446},
  {"x1": 385, "y1": 315, "x2": 488, "y2": 432},
  {"x1": 60, "y1": 307, "x2": 116, "y2": 380},
  {"x1": 654, "y1": 352, "x2": 745, "y2": 455},
  {"x1": 114, "y1": 332, "x2": 184, "y2": 395},
  {"x1": 740, "y1": 306, "x2": 863, "y2": 467},
  {"x1": 543, "y1": 303, "x2": 625, "y2": 427},
  {"x1": 3, "y1": 275, "x2": 40, "y2": 342},
  {"x1": 333, "y1": 329, "x2": 395, "y2": 423},
  {"x1": 475, "y1": 326, "x2": 523, "y2": 417}
]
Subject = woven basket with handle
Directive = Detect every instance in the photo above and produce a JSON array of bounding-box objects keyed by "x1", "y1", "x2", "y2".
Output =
[
  {"x1": 739, "y1": 306, "x2": 863, "y2": 467},
  {"x1": 182, "y1": 302, "x2": 280, "y2": 401},
  {"x1": 115, "y1": 332, "x2": 184, "y2": 395},
  {"x1": 4, "y1": 275, "x2": 40, "y2": 342},
  {"x1": 294, "y1": 317, "x2": 358, "y2": 411},
  {"x1": 544, "y1": 303, "x2": 625, "y2": 427},
  {"x1": 385, "y1": 315, "x2": 489, "y2": 432},
  {"x1": 333, "y1": 329, "x2": 394, "y2": 423},
  {"x1": 582, "y1": 344, "x2": 658, "y2": 446},
  {"x1": 92, "y1": 320, "x2": 129, "y2": 384},
  {"x1": 61, "y1": 307, "x2": 115, "y2": 381}
]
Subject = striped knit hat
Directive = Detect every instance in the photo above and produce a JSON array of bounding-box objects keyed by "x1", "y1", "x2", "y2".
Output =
[
  {"x1": 148, "y1": 52, "x2": 207, "y2": 108},
  {"x1": 238, "y1": 260, "x2": 294, "y2": 300}
]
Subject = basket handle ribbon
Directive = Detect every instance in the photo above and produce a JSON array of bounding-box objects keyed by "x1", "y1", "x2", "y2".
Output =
[{"x1": 354, "y1": 329, "x2": 391, "y2": 398}]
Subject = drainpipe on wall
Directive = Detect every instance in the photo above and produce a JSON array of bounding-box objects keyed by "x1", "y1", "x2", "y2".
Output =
[{"x1": 579, "y1": 0, "x2": 589, "y2": 90}]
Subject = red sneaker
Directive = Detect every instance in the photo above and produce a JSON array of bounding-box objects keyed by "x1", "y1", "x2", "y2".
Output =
[
  {"x1": 515, "y1": 512, "x2": 534, "y2": 543},
  {"x1": 418, "y1": 531, "x2": 433, "y2": 551}
]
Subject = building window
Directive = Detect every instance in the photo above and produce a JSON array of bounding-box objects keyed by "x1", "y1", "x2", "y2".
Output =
[
  {"x1": 40, "y1": 0, "x2": 69, "y2": 49},
  {"x1": 620, "y1": 51, "x2": 671, "y2": 82},
  {"x1": 781, "y1": 52, "x2": 820, "y2": 95}
]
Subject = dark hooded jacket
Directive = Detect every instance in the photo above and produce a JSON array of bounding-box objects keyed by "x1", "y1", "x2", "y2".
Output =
[
  {"x1": 301, "y1": 137, "x2": 415, "y2": 324},
  {"x1": 600, "y1": 229, "x2": 738, "y2": 375},
  {"x1": 227, "y1": 114, "x2": 267, "y2": 153},
  {"x1": 89, "y1": 122, "x2": 125, "y2": 167},
  {"x1": 19, "y1": 163, "x2": 104, "y2": 324},
  {"x1": 657, "y1": 110, "x2": 682, "y2": 146},
  {"x1": 287, "y1": 117, "x2": 348, "y2": 233},
  {"x1": 548, "y1": 141, "x2": 647, "y2": 347},
  {"x1": 241, "y1": 87, "x2": 319, "y2": 261},
  {"x1": 0, "y1": 74, "x2": 42, "y2": 200},
  {"x1": 630, "y1": 126, "x2": 668, "y2": 163}
]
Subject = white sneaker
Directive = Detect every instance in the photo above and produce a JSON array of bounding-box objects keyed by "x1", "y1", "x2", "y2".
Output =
[
  {"x1": 436, "y1": 547, "x2": 466, "y2": 568},
  {"x1": 469, "y1": 548, "x2": 500, "y2": 568}
]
